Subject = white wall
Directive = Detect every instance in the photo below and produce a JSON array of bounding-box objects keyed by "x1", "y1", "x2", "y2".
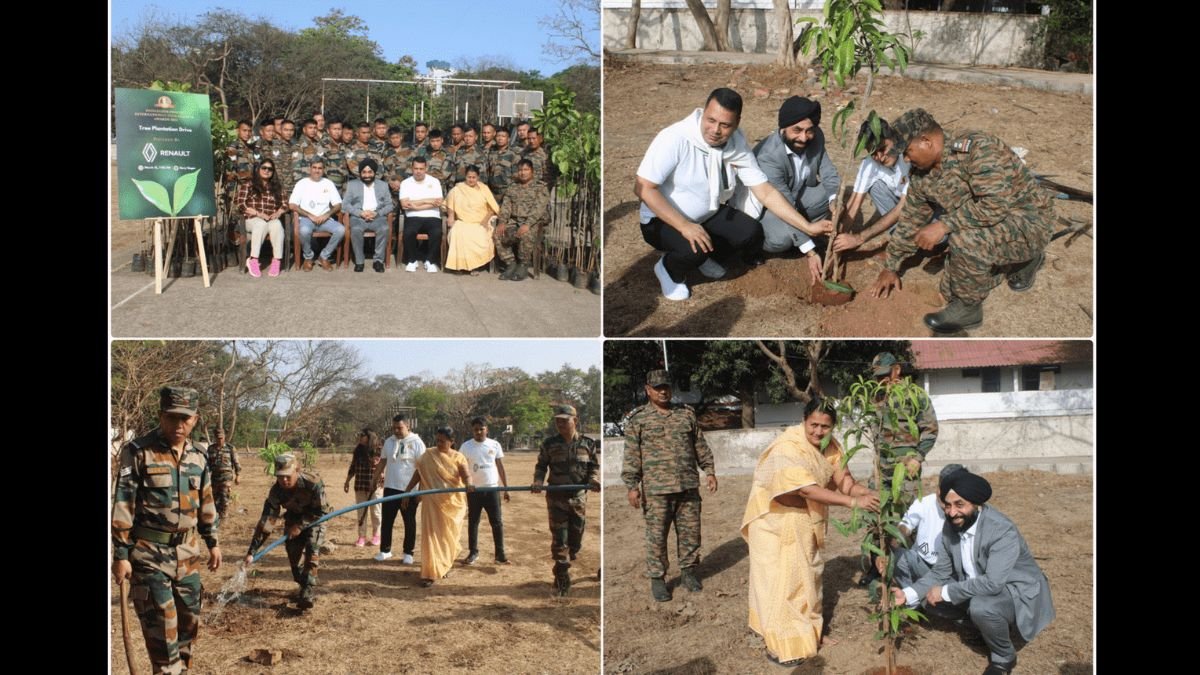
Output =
[{"x1": 925, "y1": 364, "x2": 1093, "y2": 396}]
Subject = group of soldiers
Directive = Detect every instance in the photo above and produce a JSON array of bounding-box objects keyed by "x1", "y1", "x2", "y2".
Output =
[{"x1": 111, "y1": 386, "x2": 597, "y2": 674}]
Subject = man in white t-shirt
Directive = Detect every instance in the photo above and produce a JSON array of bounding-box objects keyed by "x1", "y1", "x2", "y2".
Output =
[
  {"x1": 372, "y1": 415, "x2": 426, "y2": 564},
  {"x1": 636, "y1": 87, "x2": 835, "y2": 301},
  {"x1": 398, "y1": 156, "x2": 444, "y2": 273},
  {"x1": 880, "y1": 463, "x2": 963, "y2": 588},
  {"x1": 457, "y1": 417, "x2": 510, "y2": 565},
  {"x1": 834, "y1": 118, "x2": 916, "y2": 254},
  {"x1": 288, "y1": 158, "x2": 344, "y2": 271}
]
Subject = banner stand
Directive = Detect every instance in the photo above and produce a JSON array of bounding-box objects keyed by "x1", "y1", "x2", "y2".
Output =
[{"x1": 152, "y1": 216, "x2": 211, "y2": 294}]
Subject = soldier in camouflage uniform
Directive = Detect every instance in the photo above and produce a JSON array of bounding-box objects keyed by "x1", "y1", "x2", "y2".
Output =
[
  {"x1": 224, "y1": 120, "x2": 258, "y2": 201},
  {"x1": 858, "y1": 351, "x2": 939, "y2": 587},
  {"x1": 243, "y1": 453, "x2": 332, "y2": 609},
  {"x1": 410, "y1": 121, "x2": 430, "y2": 153},
  {"x1": 486, "y1": 128, "x2": 520, "y2": 203},
  {"x1": 451, "y1": 126, "x2": 487, "y2": 187},
  {"x1": 321, "y1": 118, "x2": 350, "y2": 192},
  {"x1": 523, "y1": 128, "x2": 553, "y2": 188},
  {"x1": 871, "y1": 108, "x2": 1056, "y2": 333},
  {"x1": 112, "y1": 386, "x2": 221, "y2": 675},
  {"x1": 371, "y1": 118, "x2": 389, "y2": 154},
  {"x1": 447, "y1": 123, "x2": 465, "y2": 154},
  {"x1": 532, "y1": 404, "x2": 600, "y2": 596},
  {"x1": 294, "y1": 118, "x2": 324, "y2": 189},
  {"x1": 383, "y1": 126, "x2": 415, "y2": 206},
  {"x1": 480, "y1": 122, "x2": 497, "y2": 151},
  {"x1": 421, "y1": 129, "x2": 456, "y2": 193},
  {"x1": 513, "y1": 121, "x2": 531, "y2": 152},
  {"x1": 273, "y1": 119, "x2": 301, "y2": 197},
  {"x1": 207, "y1": 428, "x2": 241, "y2": 520},
  {"x1": 494, "y1": 159, "x2": 549, "y2": 281},
  {"x1": 347, "y1": 122, "x2": 384, "y2": 181},
  {"x1": 622, "y1": 370, "x2": 717, "y2": 602}
]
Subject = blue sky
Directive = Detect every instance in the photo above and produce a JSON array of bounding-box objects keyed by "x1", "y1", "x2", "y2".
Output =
[
  {"x1": 347, "y1": 340, "x2": 601, "y2": 379},
  {"x1": 109, "y1": 0, "x2": 598, "y2": 75}
]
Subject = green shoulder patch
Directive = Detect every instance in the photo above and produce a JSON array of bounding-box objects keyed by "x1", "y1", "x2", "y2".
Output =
[{"x1": 951, "y1": 138, "x2": 973, "y2": 153}]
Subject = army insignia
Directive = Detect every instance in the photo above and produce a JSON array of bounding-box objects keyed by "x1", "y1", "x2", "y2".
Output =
[{"x1": 952, "y1": 139, "x2": 973, "y2": 153}]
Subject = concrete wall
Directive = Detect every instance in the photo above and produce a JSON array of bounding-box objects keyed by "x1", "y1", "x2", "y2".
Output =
[
  {"x1": 603, "y1": 4, "x2": 1043, "y2": 68},
  {"x1": 925, "y1": 364, "x2": 1093, "y2": 395},
  {"x1": 604, "y1": 389, "x2": 1093, "y2": 484}
]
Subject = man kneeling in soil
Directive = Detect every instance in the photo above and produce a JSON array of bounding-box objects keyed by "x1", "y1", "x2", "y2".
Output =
[
  {"x1": 890, "y1": 469, "x2": 1055, "y2": 675},
  {"x1": 870, "y1": 109, "x2": 1054, "y2": 333},
  {"x1": 635, "y1": 88, "x2": 834, "y2": 301}
]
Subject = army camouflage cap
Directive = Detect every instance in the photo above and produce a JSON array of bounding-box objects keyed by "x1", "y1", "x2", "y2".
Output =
[
  {"x1": 890, "y1": 108, "x2": 940, "y2": 153},
  {"x1": 159, "y1": 386, "x2": 199, "y2": 415},
  {"x1": 274, "y1": 453, "x2": 299, "y2": 476},
  {"x1": 645, "y1": 369, "x2": 671, "y2": 387},
  {"x1": 870, "y1": 352, "x2": 902, "y2": 377},
  {"x1": 553, "y1": 404, "x2": 577, "y2": 419}
]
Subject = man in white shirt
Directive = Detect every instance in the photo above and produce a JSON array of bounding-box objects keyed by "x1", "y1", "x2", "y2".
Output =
[
  {"x1": 891, "y1": 469, "x2": 1055, "y2": 675},
  {"x1": 879, "y1": 463, "x2": 963, "y2": 588},
  {"x1": 398, "y1": 156, "x2": 444, "y2": 273},
  {"x1": 833, "y1": 118, "x2": 915, "y2": 254},
  {"x1": 457, "y1": 417, "x2": 510, "y2": 565},
  {"x1": 342, "y1": 158, "x2": 394, "y2": 273},
  {"x1": 372, "y1": 415, "x2": 426, "y2": 564},
  {"x1": 636, "y1": 88, "x2": 834, "y2": 301},
  {"x1": 288, "y1": 159, "x2": 344, "y2": 271}
]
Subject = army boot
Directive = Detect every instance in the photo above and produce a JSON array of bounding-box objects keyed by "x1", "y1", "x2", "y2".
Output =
[
  {"x1": 500, "y1": 261, "x2": 520, "y2": 280},
  {"x1": 1006, "y1": 253, "x2": 1044, "y2": 292},
  {"x1": 553, "y1": 562, "x2": 571, "y2": 596},
  {"x1": 508, "y1": 263, "x2": 528, "y2": 282},
  {"x1": 650, "y1": 577, "x2": 671, "y2": 602},
  {"x1": 297, "y1": 583, "x2": 315, "y2": 609},
  {"x1": 923, "y1": 298, "x2": 983, "y2": 333},
  {"x1": 679, "y1": 567, "x2": 703, "y2": 592}
]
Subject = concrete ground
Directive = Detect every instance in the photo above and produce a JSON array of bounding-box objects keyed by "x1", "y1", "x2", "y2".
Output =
[{"x1": 110, "y1": 251, "x2": 601, "y2": 337}]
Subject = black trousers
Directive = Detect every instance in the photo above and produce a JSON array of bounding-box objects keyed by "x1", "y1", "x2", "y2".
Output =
[
  {"x1": 467, "y1": 491, "x2": 505, "y2": 557},
  {"x1": 640, "y1": 204, "x2": 764, "y2": 283},
  {"x1": 402, "y1": 215, "x2": 442, "y2": 263},
  {"x1": 379, "y1": 487, "x2": 419, "y2": 555}
]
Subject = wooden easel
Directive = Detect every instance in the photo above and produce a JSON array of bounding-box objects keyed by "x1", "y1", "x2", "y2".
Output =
[{"x1": 152, "y1": 216, "x2": 211, "y2": 294}]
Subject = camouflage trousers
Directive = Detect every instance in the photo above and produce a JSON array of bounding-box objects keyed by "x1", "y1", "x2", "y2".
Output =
[
  {"x1": 129, "y1": 566, "x2": 203, "y2": 674},
  {"x1": 286, "y1": 525, "x2": 325, "y2": 595},
  {"x1": 212, "y1": 480, "x2": 234, "y2": 519},
  {"x1": 494, "y1": 223, "x2": 536, "y2": 265},
  {"x1": 546, "y1": 491, "x2": 587, "y2": 566},
  {"x1": 942, "y1": 207, "x2": 1054, "y2": 304},
  {"x1": 642, "y1": 488, "x2": 702, "y2": 579}
]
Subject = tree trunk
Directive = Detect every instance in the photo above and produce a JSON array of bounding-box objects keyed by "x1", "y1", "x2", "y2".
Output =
[
  {"x1": 626, "y1": 0, "x2": 641, "y2": 49},
  {"x1": 773, "y1": 0, "x2": 795, "y2": 66},
  {"x1": 740, "y1": 385, "x2": 756, "y2": 429},
  {"x1": 714, "y1": 0, "x2": 732, "y2": 52},
  {"x1": 804, "y1": 340, "x2": 827, "y2": 398},
  {"x1": 683, "y1": 0, "x2": 722, "y2": 51},
  {"x1": 755, "y1": 340, "x2": 809, "y2": 402}
]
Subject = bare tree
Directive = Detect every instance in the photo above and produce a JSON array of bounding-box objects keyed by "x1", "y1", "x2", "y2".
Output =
[
  {"x1": 539, "y1": 0, "x2": 600, "y2": 64},
  {"x1": 773, "y1": 0, "x2": 796, "y2": 66},
  {"x1": 626, "y1": 0, "x2": 642, "y2": 48},
  {"x1": 261, "y1": 341, "x2": 365, "y2": 447},
  {"x1": 714, "y1": 0, "x2": 733, "y2": 51},
  {"x1": 684, "y1": 0, "x2": 724, "y2": 51},
  {"x1": 755, "y1": 340, "x2": 810, "y2": 402}
]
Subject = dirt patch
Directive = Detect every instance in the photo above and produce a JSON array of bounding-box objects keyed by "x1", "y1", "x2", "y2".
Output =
[
  {"x1": 603, "y1": 60, "x2": 1093, "y2": 337},
  {"x1": 603, "y1": 470, "x2": 1092, "y2": 674},
  {"x1": 111, "y1": 452, "x2": 600, "y2": 673}
]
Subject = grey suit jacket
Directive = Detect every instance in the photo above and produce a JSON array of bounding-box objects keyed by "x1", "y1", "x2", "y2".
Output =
[
  {"x1": 752, "y1": 127, "x2": 840, "y2": 205},
  {"x1": 912, "y1": 505, "x2": 1055, "y2": 641},
  {"x1": 342, "y1": 179, "x2": 394, "y2": 221}
]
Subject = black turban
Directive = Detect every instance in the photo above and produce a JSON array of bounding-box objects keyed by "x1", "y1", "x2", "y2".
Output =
[
  {"x1": 939, "y1": 469, "x2": 992, "y2": 505},
  {"x1": 359, "y1": 157, "x2": 379, "y2": 174},
  {"x1": 778, "y1": 96, "x2": 821, "y2": 129}
]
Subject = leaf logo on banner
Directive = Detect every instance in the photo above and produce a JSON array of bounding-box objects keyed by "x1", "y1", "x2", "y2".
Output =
[{"x1": 131, "y1": 169, "x2": 201, "y2": 217}]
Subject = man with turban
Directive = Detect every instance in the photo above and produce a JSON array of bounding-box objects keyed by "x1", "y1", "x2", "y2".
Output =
[
  {"x1": 342, "y1": 157, "x2": 394, "y2": 272},
  {"x1": 891, "y1": 469, "x2": 1056, "y2": 675}
]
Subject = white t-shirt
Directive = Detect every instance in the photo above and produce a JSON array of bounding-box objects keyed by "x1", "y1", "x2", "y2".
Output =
[
  {"x1": 399, "y1": 176, "x2": 443, "y2": 218},
  {"x1": 458, "y1": 437, "x2": 505, "y2": 487},
  {"x1": 899, "y1": 493, "x2": 945, "y2": 565},
  {"x1": 381, "y1": 433, "x2": 426, "y2": 490},
  {"x1": 637, "y1": 109, "x2": 768, "y2": 225},
  {"x1": 362, "y1": 181, "x2": 378, "y2": 211},
  {"x1": 288, "y1": 177, "x2": 342, "y2": 217},
  {"x1": 852, "y1": 156, "x2": 911, "y2": 200}
]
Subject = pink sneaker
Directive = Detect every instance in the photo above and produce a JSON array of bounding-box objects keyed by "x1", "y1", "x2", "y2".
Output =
[
  {"x1": 371, "y1": 535, "x2": 381, "y2": 546},
  {"x1": 355, "y1": 537, "x2": 366, "y2": 547},
  {"x1": 247, "y1": 258, "x2": 262, "y2": 278},
  {"x1": 268, "y1": 258, "x2": 281, "y2": 277}
]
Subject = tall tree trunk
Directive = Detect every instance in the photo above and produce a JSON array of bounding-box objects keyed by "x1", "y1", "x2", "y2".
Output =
[
  {"x1": 683, "y1": 0, "x2": 722, "y2": 51},
  {"x1": 740, "y1": 384, "x2": 756, "y2": 429},
  {"x1": 773, "y1": 0, "x2": 795, "y2": 66},
  {"x1": 755, "y1": 340, "x2": 809, "y2": 402},
  {"x1": 626, "y1": 0, "x2": 641, "y2": 49},
  {"x1": 714, "y1": 0, "x2": 732, "y2": 51},
  {"x1": 805, "y1": 340, "x2": 827, "y2": 397}
]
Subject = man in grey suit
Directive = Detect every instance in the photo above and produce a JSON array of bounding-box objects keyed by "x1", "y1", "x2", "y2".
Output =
[
  {"x1": 891, "y1": 469, "x2": 1055, "y2": 675},
  {"x1": 343, "y1": 158, "x2": 394, "y2": 272},
  {"x1": 734, "y1": 96, "x2": 838, "y2": 283}
]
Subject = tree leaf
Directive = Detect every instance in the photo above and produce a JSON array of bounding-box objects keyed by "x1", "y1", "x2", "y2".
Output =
[
  {"x1": 131, "y1": 178, "x2": 172, "y2": 216},
  {"x1": 862, "y1": 541, "x2": 884, "y2": 557},
  {"x1": 172, "y1": 169, "x2": 201, "y2": 217},
  {"x1": 891, "y1": 462, "x2": 905, "y2": 503},
  {"x1": 884, "y1": 523, "x2": 906, "y2": 542},
  {"x1": 890, "y1": 609, "x2": 901, "y2": 634}
]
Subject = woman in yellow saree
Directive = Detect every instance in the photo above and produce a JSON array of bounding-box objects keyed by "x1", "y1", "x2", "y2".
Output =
[
  {"x1": 740, "y1": 398, "x2": 880, "y2": 667},
  {"x1": 406, "y1": 426, "x2": 475, "y2": 587},
  {"x1": 444, "y1": 165, "x2": 500, "y2": 274}
]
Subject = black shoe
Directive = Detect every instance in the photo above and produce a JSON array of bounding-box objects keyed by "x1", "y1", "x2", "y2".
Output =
[
  {"x1": 982, "y1": 658, "x2": 1016, "y2": 674},
  {"x1": 509, "y1": 263, "x2": 527, "y2": 281},
  {"x1": 297, "y1": 586, "x2": 315, "y2": 609},
  {"x1": 679, "y1": 568, "x2": 702, "y2": 592},
  {"x1": 463, "y1": 552, "x2": 478, "y2": 566},
  {"x1": 354, "y1": 263, "x2": 364, "y2": 272},
  {"x1": 373, "y1": 260, "x2": 385, "y2": 273},
  {"x1": 554, "y1": 564, "x2": 571, "y2": 596},
  {"x1": 1006, "y1": 253, "x2": 1043, "y2": 292},
  {"x1": 924, "y1": 298, "x2": 983, "y2": 333},
  {"x1": 650, "y1": 577, "x2": 671, "y2": 602},
  {"x1": 499, "y1": 262, "x2": 518, "y2": 280}
]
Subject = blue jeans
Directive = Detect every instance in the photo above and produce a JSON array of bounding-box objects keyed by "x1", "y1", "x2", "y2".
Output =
[{"x1": 298, "y1": 216, "x2": 345, "y2": 261}]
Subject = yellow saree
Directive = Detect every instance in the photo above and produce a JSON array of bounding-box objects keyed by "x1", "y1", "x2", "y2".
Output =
[
  {"x1": 415, "y1": 449, "x2": 469, "y2": 580},
  {"x1": 445, "y1": 182, "x2": 500, "y2": 271}
]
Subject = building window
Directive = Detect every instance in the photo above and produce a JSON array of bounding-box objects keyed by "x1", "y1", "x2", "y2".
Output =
[
  {"x1": 981, "y1": 367, "x2": 1001, "y2": 393},
  {"x1": 1021, "y1": 364, "x2": 1061, "y2": 391}
]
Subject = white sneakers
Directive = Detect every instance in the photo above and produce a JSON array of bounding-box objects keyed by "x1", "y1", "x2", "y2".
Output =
[
  {"x1": 425, "y1": 261, "x2": 439, "y2": 273},
  {"x1": 374, "y1": 551, "x2": 393, "y2": 561},
  {"x1": 654, "y1": 257, "x2": 690, "y2": 301},
  {"x1": 402, "y1": 554, "x2": 414, "y2": 565},
  {"x1": 405, "y1": 261, "x2": 418, "y2": 272}
]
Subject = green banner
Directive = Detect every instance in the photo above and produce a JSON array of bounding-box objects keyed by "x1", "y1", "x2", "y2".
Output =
[{"x1": 115, "y1": 88, "x2": 217, "y2": 219}]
